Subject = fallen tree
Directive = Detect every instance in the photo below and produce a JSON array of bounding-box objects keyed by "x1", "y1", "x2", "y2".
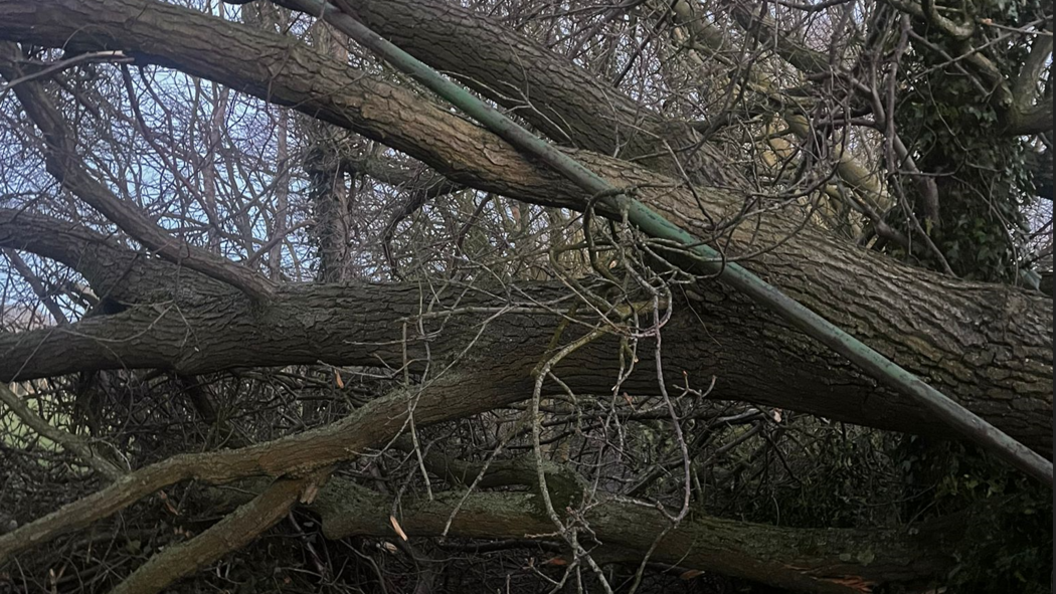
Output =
[{"x1": 0, "y1": 0, "x2": 1050, "y2": 592}]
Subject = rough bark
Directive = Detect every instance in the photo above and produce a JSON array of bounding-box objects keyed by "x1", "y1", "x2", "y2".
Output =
[
  {"x1": 0, "y1": 209, "x2": 191, "y2": 304},
  {"x1": 0, "y1": 3, "x2": 1047, "y2": 592},
  {"x1": 0, "y1": 367, "x2": 529, "y2": 563},
  {"x1": 0, "y1": 0, "x2": 1049, "y2": 456},
  {"x1": 303, "y1": 138, "x2": 353, "y2": 283}
]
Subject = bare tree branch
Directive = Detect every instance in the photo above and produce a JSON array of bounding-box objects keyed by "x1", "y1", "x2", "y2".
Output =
[{"x1": 0, "y1": 44, "x2": 276, "y2": 301}]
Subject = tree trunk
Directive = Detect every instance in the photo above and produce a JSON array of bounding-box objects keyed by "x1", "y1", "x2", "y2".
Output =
[
  {"x1": 313, "y1": 480, "x2": 956, "y2": 594},
  {"x1": 0, "y1": 209, "x2": 1047, "y2": 457}
]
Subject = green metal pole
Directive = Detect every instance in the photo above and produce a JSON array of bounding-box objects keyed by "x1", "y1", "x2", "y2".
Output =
[{"x1": 283, "y1": 0, "x2": 1052, "y2": 485}]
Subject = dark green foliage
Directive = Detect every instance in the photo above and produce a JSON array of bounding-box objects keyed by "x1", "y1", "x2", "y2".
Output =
[
  {"x1": 708, "y1": 424, "x2": 1051, "y2": 593},
  {"x1": 714, "y1": 424, "x2": 907, "y2": 530},
  {"x1": 889, "y1": 0, "x2": 1047, "y2": 282},
  {"x1": 894, "y1": 74, "x2": 1030, "y2": 282},
  {"x1": 896, "y1": 437, "x2": 1053, "y2": 593}
]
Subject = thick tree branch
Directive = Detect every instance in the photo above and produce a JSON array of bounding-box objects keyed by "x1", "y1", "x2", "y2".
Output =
[
  {"x1": 313, "y1": 0, "x2": 1045, "y2": 482},
  {"x1": 313, "y1": 481, "x2": 956, "y2": 594},
  {"x1": 108, "y1": 474, "x2": 322, "y2": 594},
  {"x1": 1007, "y1": 102, "x2": 1054, "y2": 136},
  {"x1": 724, "y1": 1, "x2": 944, "y2": 226},
  {"x1": 651, "y1": 1, "x2": 894, "y2": 215},
  {"x1": 0, "y1": 369, "x2": 528, "y2": 564},
  {"x1": 0, "y1": 277, "x2": 1047, "y2": 458},
  {"x1": 0, "y1": 209, "x2": 223, "y2": 304},
  {"x1": 1014, "y1": 34, "x2": 1053, "y2": 104},
  {"x1": 886, "y1": 0, "x2": 1051, "y2": 134},
  {"x1": 0, "y1": 1, "x2": 1046, "y2": 589}
]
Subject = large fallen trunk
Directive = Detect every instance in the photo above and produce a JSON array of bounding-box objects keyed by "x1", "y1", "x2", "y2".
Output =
[{"x1": 0, "y1": 211, "x2": 1046, "y2": 455}]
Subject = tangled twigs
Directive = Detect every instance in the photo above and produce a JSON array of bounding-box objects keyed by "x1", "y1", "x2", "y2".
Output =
[
  {"x1": 0, "y1": 372, "x2": 499, "y2": 564},
  {"x1": 0, "y1": 383, "x2": 126, "y2": 480}
]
